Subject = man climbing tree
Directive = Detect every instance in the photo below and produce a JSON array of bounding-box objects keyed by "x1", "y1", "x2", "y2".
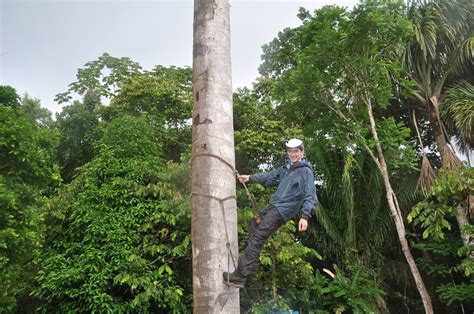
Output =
[
  {"x1": 224, "y1": 138, "x2": 318, "y2": 286},
  {"x1": 192, "y1": 0, "x2": 239, "y2": 312}
]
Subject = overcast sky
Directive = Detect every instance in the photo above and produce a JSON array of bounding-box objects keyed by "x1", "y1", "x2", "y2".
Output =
[{"x1": 1, "y1": 0, "x2": 358, "y2": 115}]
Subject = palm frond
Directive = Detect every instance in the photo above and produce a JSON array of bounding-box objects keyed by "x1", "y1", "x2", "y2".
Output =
[
  {"x1": 444, "y1": 36, "x2": 474, "y2": 86},
  {"x1": 418, "y1": 155, "x2": 437, "y2": 196},
  {"x1": 410, "y1": 109, "x2": 437, "y2": 195},
  {"x1": 315, "y1": 203, "x2": 344, "y2": 245},
  {"x1": 382, "y1": 259, "x2": 417, "y2": 291},
  {"x1": 442, "y1": 80, "x2": 474, "y2": 150},
  {"x1": 404, "y1": 0, "x2": 472, "y2": 92}
]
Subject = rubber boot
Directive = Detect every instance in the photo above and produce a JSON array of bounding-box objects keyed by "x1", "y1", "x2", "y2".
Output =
[{"x1": 223, "y1": 271, "x2": 246, "y2": 288}]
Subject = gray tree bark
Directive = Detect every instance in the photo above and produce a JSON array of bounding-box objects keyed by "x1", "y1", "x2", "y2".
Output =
[{"x1": 192, "y1": 0, "x2": 240, "y2": 313}]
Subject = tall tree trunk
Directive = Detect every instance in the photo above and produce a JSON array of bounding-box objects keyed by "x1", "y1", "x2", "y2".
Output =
[
  {"x1": 191, "y1": 0, "x2": 239, "y2": 313},
  {"x1": 365, "y1": 96, "x2": 434, "y2": 313}
]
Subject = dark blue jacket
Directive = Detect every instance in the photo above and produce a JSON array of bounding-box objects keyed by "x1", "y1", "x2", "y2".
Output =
[{"x1": 249, "y1": 160, "x2": 318, "y2": 221}]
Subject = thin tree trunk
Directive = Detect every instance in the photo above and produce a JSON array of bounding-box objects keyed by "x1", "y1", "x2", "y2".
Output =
[
  {"x1": 192, "y1": 0, "x2": 239, "y2": 313},
  {"x1": 456, "y1": 205, "x2": 471, "y2": 247},
  {"x1": 365, "y1": 96, "x2": 434, "y2": 313}
]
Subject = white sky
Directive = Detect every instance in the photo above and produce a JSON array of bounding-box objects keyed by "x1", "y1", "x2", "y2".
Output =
[{"x1": 1, "y1": 0, "x2": 359, "y2": 115}]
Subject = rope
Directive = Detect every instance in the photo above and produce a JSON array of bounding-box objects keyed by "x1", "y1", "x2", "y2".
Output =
[
  {"x1": 191, "y1": 153, "x2": 237, "y2": 175},
  {"x1": 192, "y1": 153, "x2": 259, "y2": 214},
  {"x1": 190, "y1": 193, "x2": 238, "y2": 271}
]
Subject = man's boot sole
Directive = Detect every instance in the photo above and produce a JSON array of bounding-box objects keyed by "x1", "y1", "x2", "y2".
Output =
[{"x1": 223, "y1": 280, "x2": 245, "y2": 288}]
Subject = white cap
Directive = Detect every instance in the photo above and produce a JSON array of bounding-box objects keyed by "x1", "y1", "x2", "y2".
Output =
[{"x1": 285, "y1": 138, "x2": 304, "y2": 149}]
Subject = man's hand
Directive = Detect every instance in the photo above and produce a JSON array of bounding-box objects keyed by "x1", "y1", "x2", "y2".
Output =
[
  {"x1": 238, "y1": 175, "x2": 250, "y2": 184},
  {"x1": 298, "y1": 218, "x2": 308, "y2": 232}
]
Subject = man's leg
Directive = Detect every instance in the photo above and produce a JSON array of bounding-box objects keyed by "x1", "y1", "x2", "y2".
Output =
[
  {"x1": 247, "y1": 217, "x2": 257, "y2": 238},
  {"x1": 236, "y1": 206, "x2": 284, "y2": 277}
]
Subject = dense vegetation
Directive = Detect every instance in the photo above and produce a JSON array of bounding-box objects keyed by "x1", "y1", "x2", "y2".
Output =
[{"x1": 1, "y1": 0, "x2": 472, "y2": 312}]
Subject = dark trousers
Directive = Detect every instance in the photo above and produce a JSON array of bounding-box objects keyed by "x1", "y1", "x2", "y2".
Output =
[{"x1": 236, "y1": 206, "x2": 285, "y2": 277}]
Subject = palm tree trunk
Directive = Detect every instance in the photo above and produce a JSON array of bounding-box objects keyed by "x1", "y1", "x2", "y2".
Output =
[
  {"x1": 192, "y1": 0, "x2": 239, "y2": 312},
  {"x1": 428, "y1": 96, "x2": 470, "y2": 246},
  {"x1": 365, "y1": 96, "x2": 434, "y2": 313},
  {"x1": 428, "y1": 96, "x2": 461, "y2": 169}
]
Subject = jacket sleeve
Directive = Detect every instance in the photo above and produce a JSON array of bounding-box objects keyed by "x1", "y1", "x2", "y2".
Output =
[
  {"x1": 249, "y1": 167, "x2": 282, "y2": 187},
  {"x1": 300, "y1": 168, "x2": 318, "y2": 220}
]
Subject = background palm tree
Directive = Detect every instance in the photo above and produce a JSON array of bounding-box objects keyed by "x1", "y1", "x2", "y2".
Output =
[{"x1": 401, "y1": 0, "x2": 473, "y2": 244}]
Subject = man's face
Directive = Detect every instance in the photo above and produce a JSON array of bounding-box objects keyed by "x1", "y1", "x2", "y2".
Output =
[{"x1": 287, "y1": 147, "x2": 304, "y2": 164}]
